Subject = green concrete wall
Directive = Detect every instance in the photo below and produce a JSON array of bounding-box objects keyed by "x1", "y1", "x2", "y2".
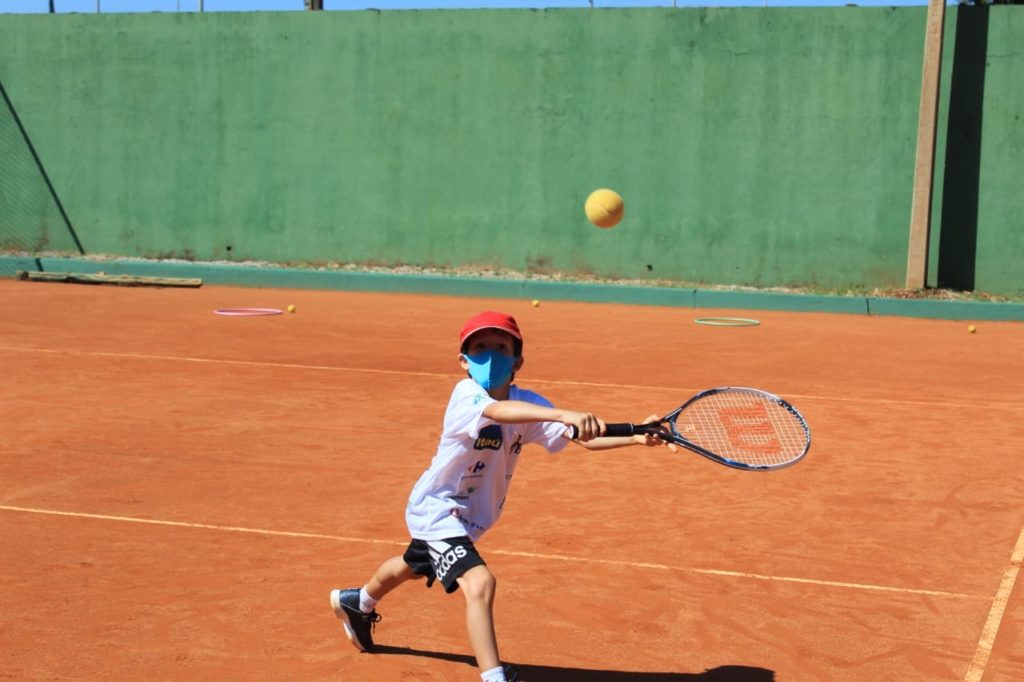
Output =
[{"x1": 0, "y1": 8, "x2": 1021, "y2": 295}]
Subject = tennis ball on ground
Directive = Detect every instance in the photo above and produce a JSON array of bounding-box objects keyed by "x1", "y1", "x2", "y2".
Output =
[
  {"x1": 584, "y1": 188, "x2": 624, "y2": 228},
  {"x1": 287, "y1": 304, "x2": 296, "y2": 313},
  {"x1": 968, "y1": 324, "x2": 976, "y2": 333}
]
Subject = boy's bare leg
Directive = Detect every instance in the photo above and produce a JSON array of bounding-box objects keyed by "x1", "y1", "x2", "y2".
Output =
[
  {"x1": 366, "y1": 555, "x2": 418, "y2": 599},
  {"x1": 457, "y1": 565, "x2": 501, "y2": 672}
]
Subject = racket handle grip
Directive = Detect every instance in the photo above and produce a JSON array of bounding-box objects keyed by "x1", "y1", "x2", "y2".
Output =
[
  {"x1": 603, "y1": 423, "x2": 638, "y2": 438},
  {"x1": 565, "y1": 421, "x2": 634, "y2": 438},
  {"x1": 565, "y1": 423, "x2": 641, "y2": 439}
]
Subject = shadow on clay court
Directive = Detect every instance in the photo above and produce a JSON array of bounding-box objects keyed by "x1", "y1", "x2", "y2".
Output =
[{"x1": 374, "y1": 646, "x2": 775, "y2": 681}]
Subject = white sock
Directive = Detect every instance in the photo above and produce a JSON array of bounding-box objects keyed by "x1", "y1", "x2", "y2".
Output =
[
  {"x1": 480, "y1": 666, "x2": 507, "y2": 682},
  {"x1": 359, "y1": 586, "x2": 379, "y2": 614}
]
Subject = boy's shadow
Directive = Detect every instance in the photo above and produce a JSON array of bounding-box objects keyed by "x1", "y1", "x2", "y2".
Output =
[{"x1": 374, "y1": 645, "x2": 775, "y2": 681}]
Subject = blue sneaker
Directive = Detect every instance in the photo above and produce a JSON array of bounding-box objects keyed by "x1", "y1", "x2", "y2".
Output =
[{"x1": 330, "y1": 588, "x2": 381, "y2": 652}]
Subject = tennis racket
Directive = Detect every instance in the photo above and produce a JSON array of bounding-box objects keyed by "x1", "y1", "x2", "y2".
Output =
[{"x1": 572, "y1": 387, "x2": 811, "y2": 471}]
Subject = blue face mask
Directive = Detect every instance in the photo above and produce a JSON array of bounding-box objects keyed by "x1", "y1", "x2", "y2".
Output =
[{"x1": 465, "y1": 350, "x2": 516, "y2": 390}]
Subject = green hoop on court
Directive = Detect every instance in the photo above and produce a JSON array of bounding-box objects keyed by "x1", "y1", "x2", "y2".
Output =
[{"x1": 694, "y1": 317, "x2": 761, "y2": 327}]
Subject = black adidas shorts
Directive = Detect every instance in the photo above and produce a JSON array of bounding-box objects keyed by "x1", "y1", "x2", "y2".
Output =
[{"x1": 403, "y1": 537, "x2": 486, "y2": 594}]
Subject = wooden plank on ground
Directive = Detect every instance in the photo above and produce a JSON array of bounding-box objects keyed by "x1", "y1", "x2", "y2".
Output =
[{"x1": 15, "y1": 270, "x2": 202, "y2": 288}]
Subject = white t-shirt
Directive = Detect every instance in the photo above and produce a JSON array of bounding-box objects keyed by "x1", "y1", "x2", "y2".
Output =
[{"x1": 405, "y1": 378, "x2": 569, "y2": 542}]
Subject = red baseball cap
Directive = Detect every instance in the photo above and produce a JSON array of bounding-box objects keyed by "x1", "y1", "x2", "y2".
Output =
[{"x1": 459, "y1": 311, "x2": 523, "y2": 352}]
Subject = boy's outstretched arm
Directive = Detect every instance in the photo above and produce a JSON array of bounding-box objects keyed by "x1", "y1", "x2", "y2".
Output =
[
  {"x1": 482, "y1": 400, "x2": 605, "y2": 441},
  {"x1": 575, "y1": 414, "x2": 679, "y2": 452},
  {"x1": 482, "y1": 402, "x2": 676, "y2": 452}
]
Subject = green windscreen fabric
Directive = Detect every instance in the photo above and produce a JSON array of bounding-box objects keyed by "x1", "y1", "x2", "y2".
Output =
[{"x1": 0, "y1": 83, "x2": 81, "y2": 255}]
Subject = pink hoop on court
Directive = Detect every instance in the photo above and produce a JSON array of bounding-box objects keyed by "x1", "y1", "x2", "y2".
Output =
[{"x1": 214, "y1": 308, "x2": 283, "y2": 317}]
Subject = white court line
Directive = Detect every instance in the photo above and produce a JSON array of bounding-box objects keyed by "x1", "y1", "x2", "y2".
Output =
[
  {"x1": 0, "y1": 504, "x2": 405, "y2": 546},
  {"x1": 0, "y1": 504, "x2": 984, "y2": 601},
  {"x1": 2, "y1": 345, "x2": 1022, "y2": 412},
  {"x1": 963, "y1": 526, "x2": 1024, "y2": 682},
  {"x1": 0, "y1": 346, "x2": 451, "y2": 381}
]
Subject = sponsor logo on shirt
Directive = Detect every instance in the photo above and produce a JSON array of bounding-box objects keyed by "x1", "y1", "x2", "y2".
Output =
[
  {"x1": 468, "y1": 461, "x2": 486, "y2": 474},
  {"x1": 449, "y1": 486, "x2": 477, "y2": 502},
  {"x1": 474, "y1": 424, "x2": 503, "y2": 451},
  {"x1": 449, "y1": 509, "x2": 487, "y2": 533},
  {"x1": 509, "y1": 434, "x2": 523, "y2": 455}
]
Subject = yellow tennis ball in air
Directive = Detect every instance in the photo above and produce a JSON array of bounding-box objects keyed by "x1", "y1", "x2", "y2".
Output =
[
  {"x1": 968, "y1": 324, "x2": 976, "y2": 333},
  {"x1": 287, "y1": 304, "x2": 296, "y2": 313},
  {"x1": 532, "y1": 299, "x2": 540, "y2": 308},
  {"x1": 584, "y1": 188, "x2": 624, "y2": 228}
]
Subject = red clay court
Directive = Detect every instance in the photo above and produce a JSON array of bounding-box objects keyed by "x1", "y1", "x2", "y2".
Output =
[{"x1": 1, "y1": 279, "x2": 1022, "y2": 681}]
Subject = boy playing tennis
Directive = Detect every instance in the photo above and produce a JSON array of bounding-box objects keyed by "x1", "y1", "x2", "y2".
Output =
[{"x1": 330, "y1": 310, "x2": 674, "y2": 682}]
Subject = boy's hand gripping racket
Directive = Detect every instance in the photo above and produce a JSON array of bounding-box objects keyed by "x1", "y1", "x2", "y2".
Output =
[{"x1": 573, "y1": 387, "x2": 811, "y2": 470}]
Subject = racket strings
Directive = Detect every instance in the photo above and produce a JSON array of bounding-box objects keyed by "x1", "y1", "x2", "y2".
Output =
[{"x1": 672, "y1": 390, "x2": 809, "y2": 467}]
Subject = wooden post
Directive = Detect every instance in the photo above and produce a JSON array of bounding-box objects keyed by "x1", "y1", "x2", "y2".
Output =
[{"x1": 906, "y1": 0, "x2": 947, "y2": 290}]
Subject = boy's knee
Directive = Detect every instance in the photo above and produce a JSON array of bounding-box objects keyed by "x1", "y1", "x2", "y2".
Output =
[{"x1": 458, "y1": 566, "x2": 496, "y2": 602}]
